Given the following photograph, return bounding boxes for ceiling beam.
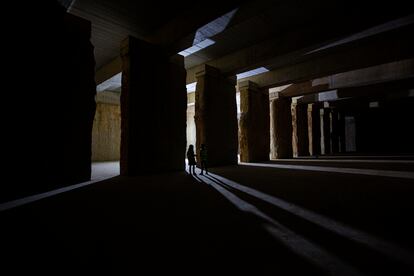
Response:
[278,59,414,98]
[239,24,414,89]
[186,14,414,84]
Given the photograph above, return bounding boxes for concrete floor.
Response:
[1,159,414,275]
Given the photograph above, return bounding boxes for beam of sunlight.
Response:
[192,169,363,276]
[0,162,120,212]
[240,162,414,179]
[0,179,98,212]
[267,159,414,164]
[96,72,122,93]
[236,67,269,80]
[306,14,414,54]
[178,39,215,57]
[193,8,238,45]
[204,171,414,267]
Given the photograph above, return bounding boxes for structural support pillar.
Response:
[320,107,331,155]
[195,65,238,167]
[270,96,292,159]
[308,103,321,156]
[239,81,270,162]
[330,109,340,153]
[338,111,346,153]
[292,102,310,156]
[120,36,187,175]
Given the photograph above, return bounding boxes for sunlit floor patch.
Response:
[241,162,414,179]
[189,167,364,276]
[199,170,414,268]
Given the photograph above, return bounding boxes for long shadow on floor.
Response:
[1,171,327,275]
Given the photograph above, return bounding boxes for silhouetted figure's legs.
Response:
[200,161,208,175]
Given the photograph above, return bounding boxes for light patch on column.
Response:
[236,67,269,80]
[291,96,303,104]
[236,93,241,115]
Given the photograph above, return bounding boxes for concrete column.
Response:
[338,112,346,153]
[270,96,292,159]
[330,109,340,153]
[292,103,310,156]
[345,116,356,152]
[238,81,270,162]
[120,36,187,175]
[3,2,96,202]
[92,93,121,161]
[194,64,238,167]
[61,14,97,183]
[320,108,331,155]
[308,103,321,156]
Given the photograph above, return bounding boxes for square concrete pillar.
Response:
[330,109,340,153]
[292,103,310,156]
[345,116,357,152]
[120,36,187,175]
[3,12,96,201]
[195,65,238,167]
[320,108,331,155]
[338,112,346,153]
[270,96,293,159]
[238,81,270,162]
[308,103,321,156]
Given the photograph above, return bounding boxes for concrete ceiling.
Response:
[69,0,413,93]
[183,0,414,70]
[68,0,244,69]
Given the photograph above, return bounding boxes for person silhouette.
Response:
[186,144,196,175]
[199,143,208,175]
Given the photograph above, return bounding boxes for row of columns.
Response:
[120,37,352,176]
[271,99,349,158]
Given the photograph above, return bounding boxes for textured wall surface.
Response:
[92,102,121,161]
[186,105,196,152]
[239,82,270,162]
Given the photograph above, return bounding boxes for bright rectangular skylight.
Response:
[236,67,269,80]
[186,82,197,93]
[178,39,215,57]
[96,72,122,93]
[318,90,338,102]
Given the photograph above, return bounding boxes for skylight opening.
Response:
[236,67,269,80]
[96,72,122,93]
[178,39,215,57]
[186,82,197,93]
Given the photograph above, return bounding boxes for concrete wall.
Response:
[92,102,121,161]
